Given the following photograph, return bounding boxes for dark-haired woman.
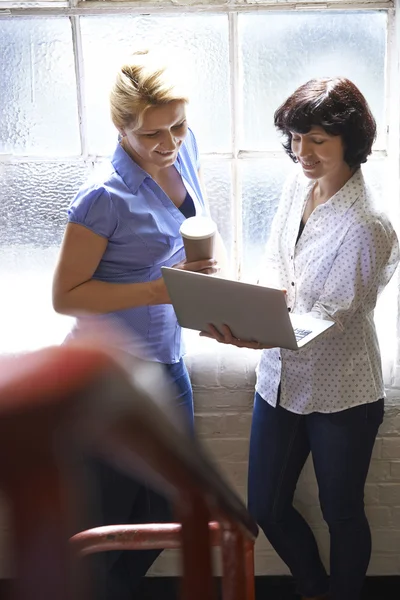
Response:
[203,78,399,600]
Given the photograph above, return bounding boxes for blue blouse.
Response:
[67,128,207,363]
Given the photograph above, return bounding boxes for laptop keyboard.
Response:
[293,327,312,342]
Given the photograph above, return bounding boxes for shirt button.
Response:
[288,307,291,312]
[290,255,294,260]
[291,281,295,286]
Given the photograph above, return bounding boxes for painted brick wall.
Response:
[148,339,400,577]
[0,339,398,578]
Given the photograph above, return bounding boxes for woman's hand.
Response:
[173,258,219,275]
[200,324,273,350]
[155,258,219,306]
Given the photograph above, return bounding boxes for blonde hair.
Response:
[110,50,189,132]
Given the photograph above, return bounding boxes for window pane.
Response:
[0,18,80,156]
[80,15,230,156]
[362,158,397,221]
[240,11,387,151]
[202,158,233,264]
[0,161,93,353]
[0,246,73,353]
[0,162,93,247]
[240,158,294,282]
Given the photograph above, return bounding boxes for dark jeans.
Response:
[82,358,193,600]
[248,392,384,600]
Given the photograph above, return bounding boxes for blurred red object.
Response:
[0,343,257,600]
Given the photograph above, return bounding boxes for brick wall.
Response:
[0,339,398,578]
[148,340,400,577]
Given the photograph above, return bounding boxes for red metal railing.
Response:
[71,521,256,600]
[0,343,258,600]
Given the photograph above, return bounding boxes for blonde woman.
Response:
[53,50,218,599]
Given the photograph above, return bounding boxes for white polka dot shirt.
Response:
[256,168,399,414]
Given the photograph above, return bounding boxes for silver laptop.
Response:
[161,267,334,351]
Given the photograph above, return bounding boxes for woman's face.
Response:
[290,126,349,181]
[121,100,188,170]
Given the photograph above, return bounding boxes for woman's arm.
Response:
[53,223,216,316]
[52,223,170,315]
[309,219,399,330]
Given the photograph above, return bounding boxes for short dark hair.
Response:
[274,77,376,169]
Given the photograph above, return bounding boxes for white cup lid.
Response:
[179,216,217,239]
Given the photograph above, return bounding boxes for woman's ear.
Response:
[118,130,126,143]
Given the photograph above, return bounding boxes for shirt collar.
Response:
[111,143,183,196]
[303,167,364,216]
[111,143,148,194]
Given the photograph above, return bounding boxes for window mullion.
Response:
[70,15,88,158]
[1,2,395,17]
[386,3,400,386]
[229,11,242,279]
[386,9,396,155]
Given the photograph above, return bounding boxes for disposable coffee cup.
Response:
[179,216,217,263]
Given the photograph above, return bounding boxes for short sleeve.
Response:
[68,185,118,239]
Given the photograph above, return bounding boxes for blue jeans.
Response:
[84,358,193,600]
[248,392,384,600]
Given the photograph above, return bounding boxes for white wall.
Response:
[0,341,398,578]
[147,341,400,577]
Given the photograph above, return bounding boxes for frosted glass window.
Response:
[0,9,393,357]
[0,161,92,353]
[0,245,73,354]
[241,158,294,282]
[362,158,398,225]
[0,18,80,156]
[0,162,93,247]
[240,11,387,151]
[202,158,233,262]
[80,15,230,156]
